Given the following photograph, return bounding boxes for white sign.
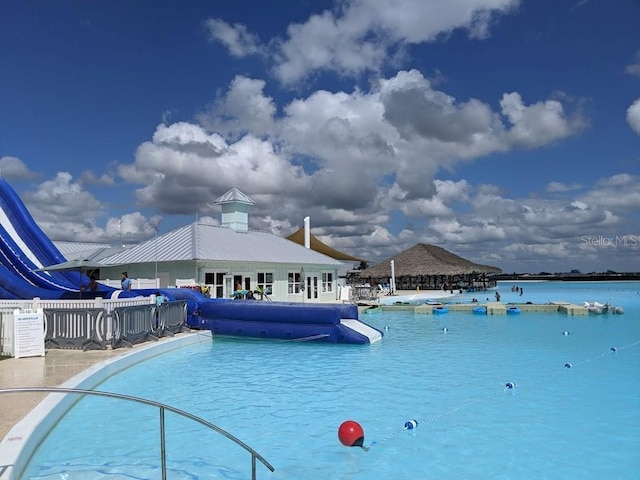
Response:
[13,309,45,358]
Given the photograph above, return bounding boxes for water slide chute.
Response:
[0,178,136,299]
[0,179,79,285]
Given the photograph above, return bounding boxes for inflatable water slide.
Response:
[0,178,128,299]
[197,300,382,344]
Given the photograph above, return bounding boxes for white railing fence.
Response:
[0,307,16,356]
[0,297,155,357]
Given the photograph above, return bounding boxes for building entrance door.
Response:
[306,275,318,300]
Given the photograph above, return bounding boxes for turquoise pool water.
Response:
[24,281,640,479]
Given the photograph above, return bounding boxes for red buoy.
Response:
[338,420,365,447]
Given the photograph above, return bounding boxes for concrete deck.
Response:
[0,333,210,440]
[0,348,128,440]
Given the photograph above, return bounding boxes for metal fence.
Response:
[44,308,108,351]
[0,298,187,355]
[156,301,188,337]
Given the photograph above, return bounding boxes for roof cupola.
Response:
[214,188,255,233]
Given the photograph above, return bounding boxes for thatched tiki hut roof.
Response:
[360,243,501,278]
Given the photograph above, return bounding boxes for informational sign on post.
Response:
[13,309,45,358]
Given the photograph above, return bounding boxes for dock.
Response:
[363,301,589,315]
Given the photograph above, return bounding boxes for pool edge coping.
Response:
[0,331,212,480]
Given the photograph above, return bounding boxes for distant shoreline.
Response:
[494,274,640,282]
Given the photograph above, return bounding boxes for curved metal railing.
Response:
[0,387,274,479]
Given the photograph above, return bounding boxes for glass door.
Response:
[224,276,234,299]
[306,275,318,300]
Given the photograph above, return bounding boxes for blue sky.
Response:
[1,0,639,273]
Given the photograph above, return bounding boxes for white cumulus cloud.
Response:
[204,18,266,57]
[0,156,40,180]
[626,98,640,135]
[206,0,520,86]
[500,92,585,148]
[197,76,276,138]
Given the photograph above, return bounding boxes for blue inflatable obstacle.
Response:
[195,300,384,344]
[507,307,521,315]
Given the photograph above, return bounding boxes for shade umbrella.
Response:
[33,258,109,274]
[33,259,117,297]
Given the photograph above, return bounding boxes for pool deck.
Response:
[0,348,129,440]
[0,333,210,441]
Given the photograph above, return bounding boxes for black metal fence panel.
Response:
[43,308,108,351]
[111,304,157,349]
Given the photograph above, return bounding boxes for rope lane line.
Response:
[369,338,640,448]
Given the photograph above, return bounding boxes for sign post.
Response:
[13,309,45,358]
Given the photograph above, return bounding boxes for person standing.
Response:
[121,271,132,291]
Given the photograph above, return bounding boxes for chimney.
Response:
[304,216,310,248]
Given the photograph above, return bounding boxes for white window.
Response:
[288,271,303,294]
[322,272,333,293]
[204,272,226,298]
[257,271,274,296]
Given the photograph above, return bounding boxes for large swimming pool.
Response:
[23,281,640,479]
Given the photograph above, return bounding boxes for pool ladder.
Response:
[0,386,275,479]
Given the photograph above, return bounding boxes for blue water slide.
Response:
[0,224,78,291]
[0,260,90,300]
[0,178,78,285]
[0,178,139,299]
[0,283,21,299]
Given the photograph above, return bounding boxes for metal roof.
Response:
[54,241,128,261]
[214,188,255,205]
[100,222,343,266]
[54,241,112,255]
